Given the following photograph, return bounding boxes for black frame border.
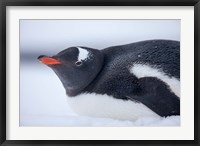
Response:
[0,0,199,146]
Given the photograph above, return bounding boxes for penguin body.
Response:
[38,40,180,120]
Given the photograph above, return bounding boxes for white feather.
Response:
[130,64,180,97]
[66,93,160,121]
[77,47,89,61]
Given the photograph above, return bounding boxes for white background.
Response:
[20,19,180,54]
[7,6,194,140]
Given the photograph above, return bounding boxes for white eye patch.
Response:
[77,47,90,62]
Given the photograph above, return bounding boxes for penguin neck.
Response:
[66,88,81,97]
[65,53,104,97]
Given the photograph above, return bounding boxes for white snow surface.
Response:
[20,64,180,126]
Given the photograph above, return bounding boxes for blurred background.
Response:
[20,20,180,126]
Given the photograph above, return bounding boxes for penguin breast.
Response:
[66,93,160,121]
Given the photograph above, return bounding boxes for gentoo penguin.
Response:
[38,40,180,121]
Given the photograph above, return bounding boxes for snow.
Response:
[20,64,180,127]
[21,114,180,127]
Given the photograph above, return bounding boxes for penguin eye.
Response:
[75,61,82,66]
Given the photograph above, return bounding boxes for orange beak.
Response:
[38,56,61,65]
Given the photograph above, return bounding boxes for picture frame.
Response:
[0,0,199,145]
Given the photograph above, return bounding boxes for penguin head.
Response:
[38,47,104,96]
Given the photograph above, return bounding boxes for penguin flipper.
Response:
[126,77,180,117]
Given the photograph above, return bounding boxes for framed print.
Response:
[0,0,199,145]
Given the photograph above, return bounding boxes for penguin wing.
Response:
[126,77,180,117]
